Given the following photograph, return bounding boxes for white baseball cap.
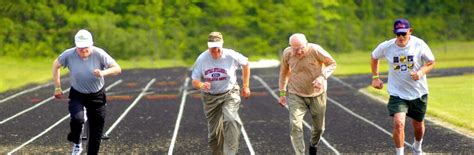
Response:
[75,29,93,48]
[207,31,224,48]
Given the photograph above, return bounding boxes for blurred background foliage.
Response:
[0,0,472,62]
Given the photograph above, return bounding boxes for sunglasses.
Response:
[395,32,407,37]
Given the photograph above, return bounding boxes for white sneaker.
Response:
[412,145,423,155]
[71,143,83,155]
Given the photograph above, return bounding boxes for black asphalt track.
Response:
[0,67,472,154]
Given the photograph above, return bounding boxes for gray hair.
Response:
[289,33,308,45]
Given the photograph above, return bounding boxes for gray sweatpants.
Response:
[202,85,242,155]
[288,92,327,155]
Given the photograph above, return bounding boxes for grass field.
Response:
[0,57,60,93]
[0,57,187,93]
[364,74,474,132]
[332,41,474,76]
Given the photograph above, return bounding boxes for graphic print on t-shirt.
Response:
[204,67,228,81]
[393,55,414,72]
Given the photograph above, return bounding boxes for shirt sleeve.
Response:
[420,41,435,62]
[371,41,388,59]
[229,49,249,66]
[191,57,203,80]
[96,48,117,69]
[313,44,337,78]
[57,50,70,68]
[313,44,335,63]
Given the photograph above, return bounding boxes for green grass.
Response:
[0,57,60,93]
[332,41,474,75]
[0,56,188,93]
[364,74,474,132]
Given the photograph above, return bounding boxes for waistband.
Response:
[70,86,105,99]
[203,90,230,96]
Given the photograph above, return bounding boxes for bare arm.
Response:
[52,58,63,98]
[52,59,62,89]
[94,62,122,77]
[278,59,290,107]
[420,61,435,74]
[411,61,435,81]
[241,64,250,88]
[241,64,251,98]
[371,58,380,77]
[192,79,202,89]
[371,57,384,89]
[192,79,210,91]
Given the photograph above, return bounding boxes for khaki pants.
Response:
[202,85,242,155]
[288,93,327,155]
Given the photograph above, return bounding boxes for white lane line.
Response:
[240,122,255,155]
[168,78,255,155]
[0,82,54,104]
[7,114,69,155]
[7,80,122,154]
[327,97,412,147]
[104,78,156,137]
[168,77,189,155]
[253,75,340,155]
[0,78,71,104]
[329,76,413,148]
[330,76,355,89]
[0,88,71,125]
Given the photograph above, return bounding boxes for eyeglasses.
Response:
[292,44,306,51]
[395,32,407,37]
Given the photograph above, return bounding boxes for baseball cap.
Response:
[207,31,224,48]
[75,29,94,48]
[393,18,411,33]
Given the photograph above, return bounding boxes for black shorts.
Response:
[387,94,428,122]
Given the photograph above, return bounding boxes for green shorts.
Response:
[387,94,428,122]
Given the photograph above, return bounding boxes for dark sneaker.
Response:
[309,145,317,155]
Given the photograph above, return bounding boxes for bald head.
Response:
[289,33,308,46]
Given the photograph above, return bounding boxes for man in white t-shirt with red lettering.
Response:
[191,31,251,155]
[371,18,435,155]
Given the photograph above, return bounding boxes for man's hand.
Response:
[371,78,384,89]
[53,88,63,99]
[278,96,287,107]
[200,82,211,91]
[410,70,423,81]
[312,76,325,92]
[93,69,103,77]
[241,87,251,99]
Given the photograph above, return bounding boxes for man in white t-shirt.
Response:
[371,18,435,155]
[191,32,251,155]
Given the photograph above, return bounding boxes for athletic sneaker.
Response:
[412,144,423,155]
[309,145,317,155]
[71,143,83,155]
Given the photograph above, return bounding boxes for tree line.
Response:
[0,0,472,61]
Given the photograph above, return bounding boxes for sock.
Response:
[396,147,404,155]
[413,138,423,151]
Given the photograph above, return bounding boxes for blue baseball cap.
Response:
[393,18,411,34]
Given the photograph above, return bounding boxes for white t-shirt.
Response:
[191,48,248,94]
[372,36,435,100]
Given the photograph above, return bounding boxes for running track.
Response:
[0,67,472,154]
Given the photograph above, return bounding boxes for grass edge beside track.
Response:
[361,74,474,138]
